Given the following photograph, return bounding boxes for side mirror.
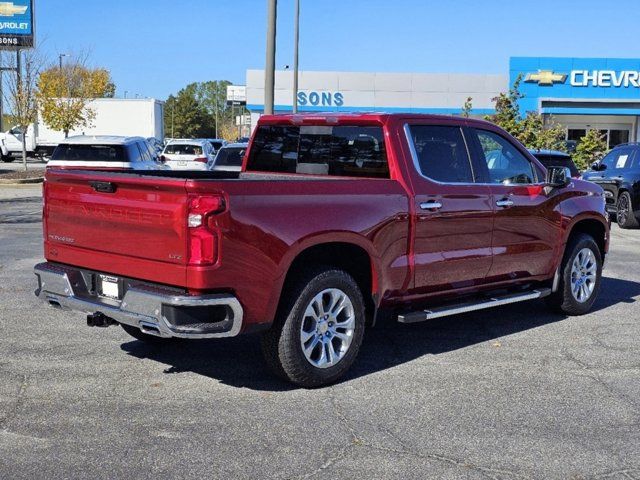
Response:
[546,166,571,188]
[591,161,603,171]
[159,155,166,163]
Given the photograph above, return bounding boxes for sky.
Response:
[35,0,640,100]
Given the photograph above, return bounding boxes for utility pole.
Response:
[58,53,66,71]
[214,85,219,139]
[292,0,300,113]
[171,101,175,139]
[264,0,277,115]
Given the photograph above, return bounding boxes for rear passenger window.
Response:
[407,125,474,183]
[600,148,634,171]
[127,144,143,163]
[246,125,389,178]
[137,142,152,162]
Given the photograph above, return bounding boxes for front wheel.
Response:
[546,233,602,315]
[1,155,14,163]
[261,268,366,388]
[616,191,639,229]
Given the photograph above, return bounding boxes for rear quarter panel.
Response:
[186,178,411,330]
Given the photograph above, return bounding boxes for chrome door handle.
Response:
[420,201,442,211]
[496,199,514,208]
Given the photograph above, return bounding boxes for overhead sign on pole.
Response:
[0,0,34,49]
[226,85,246,105]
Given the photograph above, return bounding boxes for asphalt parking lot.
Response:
[0,185,639,479]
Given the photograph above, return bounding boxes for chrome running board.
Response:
[397,288,552,324]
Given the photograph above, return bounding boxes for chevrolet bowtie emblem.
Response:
[0,2,27,16]
[524,70,567,86]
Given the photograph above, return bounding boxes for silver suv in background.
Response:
[161,139,215,171]
[48,136,166,170]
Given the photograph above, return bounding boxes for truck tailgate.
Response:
[44,170,189,285]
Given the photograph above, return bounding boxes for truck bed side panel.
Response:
[185,178,411,327]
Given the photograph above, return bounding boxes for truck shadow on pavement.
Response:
[120,276,640,391]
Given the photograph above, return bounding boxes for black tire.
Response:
[260,268,366,388]
[1,156,14,163]
[616,191,639,229]
[545,233,602,315]
[120,323,175,344]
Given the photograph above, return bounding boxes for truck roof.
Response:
[257,112,498,128]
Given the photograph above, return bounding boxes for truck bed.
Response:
[43,168,411,328]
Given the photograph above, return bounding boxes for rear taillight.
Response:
[194,157,208,163]
[187,194,226,266]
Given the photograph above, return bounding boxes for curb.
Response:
[0,177,44,185]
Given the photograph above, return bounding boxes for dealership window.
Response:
[609,130,629,148]
[407,125,473,183]
[567,129,586,143]
[473,129,535,184]
[246,125,389,178]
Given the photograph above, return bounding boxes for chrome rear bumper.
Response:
[34,262,243,339]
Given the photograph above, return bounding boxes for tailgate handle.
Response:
[89,181,117,193]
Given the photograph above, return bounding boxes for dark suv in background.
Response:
[583,143,640,228]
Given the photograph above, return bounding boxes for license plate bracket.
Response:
[99,275,121,299]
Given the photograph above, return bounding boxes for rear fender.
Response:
[263,233,382,324]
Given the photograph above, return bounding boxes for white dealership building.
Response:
[245,56,640,149]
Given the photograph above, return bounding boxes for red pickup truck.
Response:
[34,113,610,387]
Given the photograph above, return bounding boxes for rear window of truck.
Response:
[247,125,389,178]
[51,144,127,162]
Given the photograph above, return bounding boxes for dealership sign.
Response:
[0,0,34,48]
[525,69,640,88]
[297,91,344,107]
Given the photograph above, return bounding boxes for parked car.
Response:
[210,142,247,172]
[47,136,167,170]
[161,139,215,170]
[34,113,609,387]
[582,142,640,228]
[146,137,165,157]
[206,138,228,153]
[528,149,581,178]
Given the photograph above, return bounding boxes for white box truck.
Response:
[0,98,164,162]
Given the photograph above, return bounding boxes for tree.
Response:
[519,112,567,152]
[485,75,524,138]
[195,80,233,137]
[573,129,607,171]
[485,75,567,152]
[3,49,44,171]
[37,57,115,138]
[461,97,473,118]
[163,84,214,139]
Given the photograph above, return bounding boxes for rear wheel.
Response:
[616,191,639,229]
[261,268,366,388]
[546,233,602,315]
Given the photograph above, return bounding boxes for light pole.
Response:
[58,53,67,71]
[264,0,277,115]
[292,0,300,113]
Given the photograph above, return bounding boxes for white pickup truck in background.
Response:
[0,98,164,162]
